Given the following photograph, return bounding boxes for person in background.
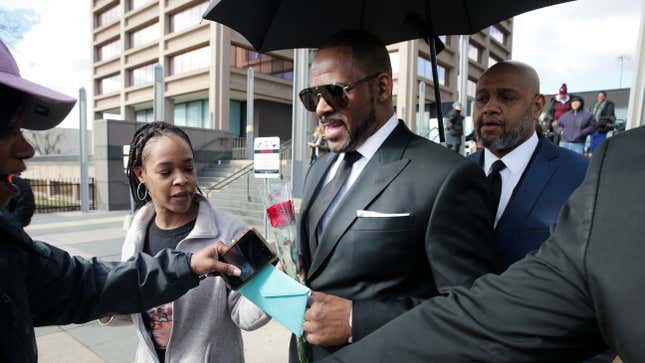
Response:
[547,83,572,145]
[445,102,464,153]
[557,95,597,155]
[308,124,329,164]
[0,39,241,363]
[589,91,616,153]
[4,175,35,226]
[102,121,270,363]
[468,61,588,269]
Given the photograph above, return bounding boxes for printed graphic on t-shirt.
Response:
[145,303,173,349]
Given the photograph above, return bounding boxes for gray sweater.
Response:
[116,196,271,363]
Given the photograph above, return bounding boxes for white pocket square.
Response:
[356,210,410,218]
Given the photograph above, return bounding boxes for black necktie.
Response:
[306,151,361,254]
[487,160,507,216]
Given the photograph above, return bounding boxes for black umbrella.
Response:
[204,0,573,142]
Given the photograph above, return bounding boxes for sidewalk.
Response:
[28,211,290,363]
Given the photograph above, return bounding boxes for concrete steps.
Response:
[198,160,291,239]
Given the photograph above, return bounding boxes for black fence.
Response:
[26,178,96,213]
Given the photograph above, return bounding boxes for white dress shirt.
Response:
[316,114,399,241]
[483,132,539,227]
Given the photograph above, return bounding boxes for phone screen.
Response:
[220,229,276,289]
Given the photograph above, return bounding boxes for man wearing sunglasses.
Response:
[294,30,499,362]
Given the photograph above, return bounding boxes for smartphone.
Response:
[219,228,277,289]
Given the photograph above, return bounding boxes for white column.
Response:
[626,4,645,129]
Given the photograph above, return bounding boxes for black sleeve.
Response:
[350,161,498,341]
[320,141,610,363]
[426,160,498,290]
[27,242,199,326]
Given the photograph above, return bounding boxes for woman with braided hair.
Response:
[104,121,270,363]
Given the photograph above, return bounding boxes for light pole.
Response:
[617,55,627,88]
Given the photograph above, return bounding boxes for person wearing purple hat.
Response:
[0,40,244,362]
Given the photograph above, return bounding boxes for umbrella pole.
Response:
[427,35,445,144]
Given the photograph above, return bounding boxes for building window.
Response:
[467,79,477,97]
[129,22,159,49]
[98,39,121,61]
[438,35,449,45]
[490,25,505,44]
[488,54,501,69]
[135,108,154,122]
[171,47,210,75]
[389,52,400,74]
[129,63,155,86]
[170,2,209,33]
[97,5,121,27]
[230,45,294,80]
[99,74,121,94]
[416,56,446,86]
[174,99,208,128]
[130,0,151,11]
[468,43,480,62]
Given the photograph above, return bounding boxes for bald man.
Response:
[468,61,588,270]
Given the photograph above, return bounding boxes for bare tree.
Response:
[23,130,63,155]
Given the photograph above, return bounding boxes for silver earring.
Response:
[136,182,149,201]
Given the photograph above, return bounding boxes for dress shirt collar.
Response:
[484,132,539,176]
[339,113,398,163]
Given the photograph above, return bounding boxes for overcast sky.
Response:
[0,0,642,128]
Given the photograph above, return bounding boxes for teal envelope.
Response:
[238,264,311,336]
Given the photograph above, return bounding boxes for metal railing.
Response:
[204,139,292,197]
[232,137,247,159]
[26,178,96,213]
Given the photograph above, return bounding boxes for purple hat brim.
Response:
[0,71,76,130]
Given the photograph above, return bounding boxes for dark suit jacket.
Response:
[321,126,645,363]
[595,100,616,133]
[469,136,588,269]
[296,121,497,360]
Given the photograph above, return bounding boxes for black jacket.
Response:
[445,109,464,136]
[0,211,199,362]
[320,125,645,363]
[294,121,496,361]
[594,100,616,133]
[5,176,35,227]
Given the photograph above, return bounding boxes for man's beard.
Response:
[479,108,534,152]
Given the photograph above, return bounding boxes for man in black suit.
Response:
[294,30,497,361]
[320,126,645,362]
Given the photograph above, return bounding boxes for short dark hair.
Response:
[126,121,194,209]
[0,84,25,138]
[571,95,585,109]
[598,91,608,97]
[319,30,392,76]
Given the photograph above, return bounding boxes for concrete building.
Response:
[91,0,513,209]
[91,0,512,133]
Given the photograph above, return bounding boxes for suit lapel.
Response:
[299,154,338,268]
[307,121,412,280]
[497,137,559,226]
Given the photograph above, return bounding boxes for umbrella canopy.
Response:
[204,0,571,52]
[204,0,573,142]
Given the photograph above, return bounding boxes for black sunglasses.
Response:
[298,73,381,112]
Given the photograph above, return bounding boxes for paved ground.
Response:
[27,211,290,363]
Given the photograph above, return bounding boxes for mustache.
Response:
[319,116,345,126]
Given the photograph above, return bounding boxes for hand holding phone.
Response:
[219,229,277,289]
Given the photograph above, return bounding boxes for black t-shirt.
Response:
[142,217,196,361]
[144,217,196,256]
